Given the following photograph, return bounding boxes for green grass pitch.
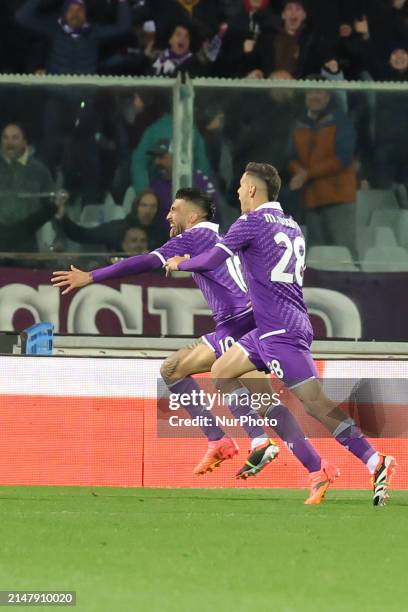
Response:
[0,487,407,611]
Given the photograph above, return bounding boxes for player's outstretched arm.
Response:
[52,253,162,294]
[165,246,229,273]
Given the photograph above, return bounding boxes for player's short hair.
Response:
[245,162,281,201]
[175,187,215,221]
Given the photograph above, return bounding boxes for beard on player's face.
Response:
[168,217,185,237]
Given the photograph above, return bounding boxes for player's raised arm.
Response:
[51,252,162,294]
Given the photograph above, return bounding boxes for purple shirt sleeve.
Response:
[178,246,228,272]
[91,252,162,282]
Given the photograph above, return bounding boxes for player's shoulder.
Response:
[186,221,221,245]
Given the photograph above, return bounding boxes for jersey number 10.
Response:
[270,232,305,286]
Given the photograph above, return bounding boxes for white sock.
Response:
[251,435,268,450]
[366,452,380,474]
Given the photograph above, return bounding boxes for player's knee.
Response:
[160,355,180,385]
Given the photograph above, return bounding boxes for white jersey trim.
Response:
[151,251,165,265]
[215,242,234,257]
[187,221,219,233]
[259,329,286,340]
[255,202,283,212]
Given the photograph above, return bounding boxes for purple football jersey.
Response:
[152,222,250,324]
[217,202,312,340]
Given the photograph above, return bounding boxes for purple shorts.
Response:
[236,328,318,388]
[202,310,256,358]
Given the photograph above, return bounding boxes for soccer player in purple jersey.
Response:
[165,163,397,506]
[52,187,328,489]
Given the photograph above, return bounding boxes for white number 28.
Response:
[270,232,305,286]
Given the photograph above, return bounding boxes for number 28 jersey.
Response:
[216,202,312,341]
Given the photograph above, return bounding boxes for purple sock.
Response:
[333,419,377,464]
[169,377,225,442]
[228,389,267,440]
[266,404,321,473]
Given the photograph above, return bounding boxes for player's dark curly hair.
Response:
[245,162,281,201]
[175,187,215,221]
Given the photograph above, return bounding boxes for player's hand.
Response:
[51,265,93,295]
[164,255,190,276]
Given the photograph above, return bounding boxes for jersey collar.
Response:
[188,221,219,232]
[254,202,283,212]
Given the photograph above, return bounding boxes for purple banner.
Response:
[0,266,404,340]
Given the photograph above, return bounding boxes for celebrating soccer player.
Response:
[165,163,397,506]
[52,187,331,501]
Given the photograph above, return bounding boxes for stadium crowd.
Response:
[0,0,407,265]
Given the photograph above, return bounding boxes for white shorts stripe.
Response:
[235,342,250,359]
[201,335,216,352]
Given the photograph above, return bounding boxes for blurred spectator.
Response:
[16,0,132,75]
[56,189,166,251]
[144,0,224,45]
[0,123,59,253]
[131,112,211,194]
[339,1,408,72]
[111,90,169,202]
[147,138,218,228]
[196,101,233,196]
[217,0,275,78]
[224,70,302,212]
[16,0,132,203]
[288,80,357,253]
[152,23,193,75]
[151,21,222,77]
[99,19,160,76]
[344,14,408,81]
[120,226,149,255]
[370,44,408,191]
[256,0,319,78]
